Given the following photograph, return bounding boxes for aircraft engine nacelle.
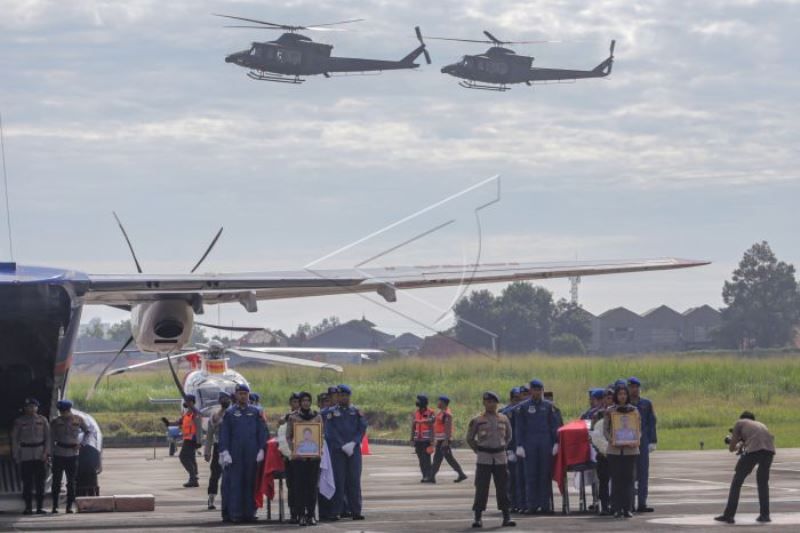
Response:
[131,300,194,353]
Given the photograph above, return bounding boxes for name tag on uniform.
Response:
[233,411,242,417]
[528,406,537,414]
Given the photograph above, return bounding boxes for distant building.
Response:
[237,329,288,347]
[418,334,468,358]
[304,318,393,350]
[642,305,685,352]
[596,307,643,354]
[683,305,722,350]
[385,332,424,356]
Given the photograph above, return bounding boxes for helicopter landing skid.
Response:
[458,80,510,92]
[247,71,305,84]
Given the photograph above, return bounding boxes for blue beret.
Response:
[518,385,529,393]
[628,376,641,386]
[614,379,627,387]
[24,397,40,407]
[184,394,196,403]
[235,384,250,393]
[483,391,500,402]
[529,379,544,389]
[56,400,73,411]
[337,384,352,395]
[590,388,605,400]
[438,395,450,404]
[510,387,521,396]
[250,393,261,402]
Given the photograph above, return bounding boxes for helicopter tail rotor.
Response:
[415,26,432,65]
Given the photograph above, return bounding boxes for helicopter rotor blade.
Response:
[483,30,503,44]
[189,226,223,273]
[86,335,134,400]
[213,13,289,28]
[112,211,143,273]
[426,36,494,43]
[304,18,365,28]
[222,25,287,30]
[195,321,266,333]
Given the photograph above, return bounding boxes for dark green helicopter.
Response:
[216,14,431,84]
[426,29,615,91]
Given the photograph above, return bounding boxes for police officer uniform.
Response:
[411,394,435,482]
[323,384,367,520]
[513,379,560,514]
[628,377,657,512]
[466,391,514,528]
[50,400,91,513]
[11,398,50,514]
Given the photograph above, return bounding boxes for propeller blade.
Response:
[483,30,503,44]
[223,25,286,30]
[423,48,432,65]
[610,39,616,56]
[213,13,288,28]
[112,212,143,273]
[190,227,223,273]
[195,321,266,332]
[415,26,424,43]
[86,335,134,400]
[426,36,493,43]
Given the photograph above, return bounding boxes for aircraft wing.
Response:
[80,258,708,307]
[230,348,344,372]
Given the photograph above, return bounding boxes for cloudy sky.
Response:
[1,0,798,337]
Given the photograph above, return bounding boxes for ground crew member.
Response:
[219,384,268,523]
[514,379,560,514]
[162,394,202,488]
[324,384,367,520]
[430,395,467,483]
[12,398,50,515]
[501,387,523,512]
[287,391,323,526]
[411,394,435,483]
[715,411,775,525]
[628,376,657,512]
[466,391,515,529]
[205,391,231,511]
[50,400,92,514]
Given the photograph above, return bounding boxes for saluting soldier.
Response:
[466,391,515,529]
[50,400,92,514]
[12,398,50,515]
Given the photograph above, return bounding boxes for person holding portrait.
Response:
[287,391,323,526]
[603,383,641,519]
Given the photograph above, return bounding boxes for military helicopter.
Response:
[215,14,431,83]
[426,29,615,91]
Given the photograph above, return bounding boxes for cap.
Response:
[289,392,300,401]
[529,379,544,389]
[628,376,641,386]
[518,385,530,393]
[483,391,500,402]
[337,384,352,395]
[298,391,312,401]
[327,386,340,395]
[24,397,40,407]
[416,394,429,404]
[438,395,450,404]
[56,400,73,411]
[590,388,605,400]
[614,379,627,387]
[184,394,196,403]
[250,393,261,403]
[235,383,251,393]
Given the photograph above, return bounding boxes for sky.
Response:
[1,0,799,337]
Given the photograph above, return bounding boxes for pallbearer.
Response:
[466,391,515,529]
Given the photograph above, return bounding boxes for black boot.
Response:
[502,510,516,527]
[472,511,483,528]
[454,473,468,483]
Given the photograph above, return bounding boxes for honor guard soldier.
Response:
[12,398,50,515]
[323,384,368,521]
[430,395,468,483]
[50,400,92,514]
[628,377,657,512]
[514,379,560,514]
[411,394,435,483]
[205,392,232,511]
[466,391,515,529]
[219,384,268,523]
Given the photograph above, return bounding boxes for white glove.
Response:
[256,449,264,463]
[506,450,517,463]
[342,441,356,457]
[649,443,657,453]
[552,443,559,456]
[515,446,526,459]
[220,450,232,467]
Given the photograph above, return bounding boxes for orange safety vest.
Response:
[181,410,198,441]
[433,408,452,440]
[413,408,435,441]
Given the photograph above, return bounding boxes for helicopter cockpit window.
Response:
[249,47,256,56]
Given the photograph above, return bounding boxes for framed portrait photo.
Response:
[292,421,322,458]
[610,409,641,448]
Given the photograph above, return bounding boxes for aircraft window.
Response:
[276,49,302,65]
[249,47,256,56]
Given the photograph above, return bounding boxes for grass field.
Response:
[69,353,800,450]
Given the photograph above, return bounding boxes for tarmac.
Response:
[1,445,799,532]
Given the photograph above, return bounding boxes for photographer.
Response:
[714,412,775,525]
